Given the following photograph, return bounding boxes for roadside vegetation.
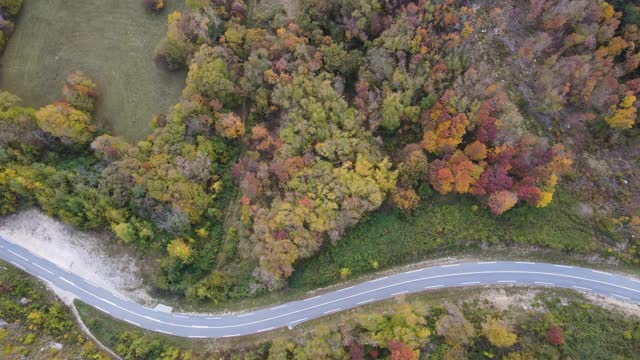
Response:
[0,261,109,359]
[0,0,639,310]
[290,189,601,289]
[78,285,640,360]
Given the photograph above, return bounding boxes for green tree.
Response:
[320,43,362,78]
[183,46,239,106]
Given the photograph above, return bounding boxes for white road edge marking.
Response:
[516,262,534,265]
[337,286,354,292]
[257,327,275,333]
[155,329,173,335]
[222,334,240,338]
[9,260,25,271]
[535,281,554,285]
[94,305,112,315]
[572,286,592,291]
[270,305,287,311]
[392,290,408,296]
[190,335,207,338]
[611,294,630,300]
[206,317,221,320]
[553,265,573,268]
[498,280,517,283]
[357,298,376,305]
[173,315,189,319]
[370,276,388,283]
[238,312,255,317]
[592,270,612,275]
[124,319,140,327]
[289,317,308,325]
[425,285,444,289]
[4,244,640,334]
[323,308,341,315]
[461,281,480,285]
[477,262,497,265]
[442,264,460,267]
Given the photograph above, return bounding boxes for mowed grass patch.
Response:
[0,0,185,141]
[289,190,602,289]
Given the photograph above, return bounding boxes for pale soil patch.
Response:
[585,293,640,318]
[472,286,640,317]
[476,287,540,312]
[0,209,153,305]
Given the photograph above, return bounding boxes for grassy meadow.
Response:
[0,0,186,141]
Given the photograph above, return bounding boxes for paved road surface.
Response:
[1,235,639,338]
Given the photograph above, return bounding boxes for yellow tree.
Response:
[605,95,637,129]
[482,318,518,348]
[35,102,95,144]
[167,238,193,263]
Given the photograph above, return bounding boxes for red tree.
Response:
[388,341,418,360]
[547,325,565,346]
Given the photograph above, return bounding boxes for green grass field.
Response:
[289,190,605,289]
[0,0,186,141]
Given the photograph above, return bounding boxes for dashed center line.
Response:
[33,263,53,275]
[8,250,29,262]
[2,238,640,340]
[59,276,76,287]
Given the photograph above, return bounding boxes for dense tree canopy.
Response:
[2,0,640,301]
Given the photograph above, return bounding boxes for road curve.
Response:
[1,235,640,338]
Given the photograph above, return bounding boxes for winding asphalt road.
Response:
[1,235,640,338]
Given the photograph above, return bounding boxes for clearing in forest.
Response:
[0,0,185,141]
